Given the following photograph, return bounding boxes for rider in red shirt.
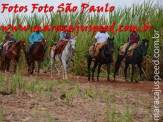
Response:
[124,30,140,58]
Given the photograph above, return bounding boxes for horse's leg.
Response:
[97,63,102,81]
[13,60,17,74]
[51,50,55,79]
[37,61,41,74]
[124,61,129,81]
[57,62,62,79]
[107,63,111,82]
[28,61,31,75]
[92,61,98,81]
[51,58,54,79]
[31,61,35,74]
[114,54,124,80]
[131,63,135,82]
[137,62,142,82]
[88,55,92,81]
[62,60,68,79]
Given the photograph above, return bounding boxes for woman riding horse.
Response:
[114,39,149,82]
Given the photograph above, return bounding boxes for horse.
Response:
[26,39,48,74]
[0,40,26,73]
[88,37,114,82]
[50,37,76,79]
[114,39,149,82]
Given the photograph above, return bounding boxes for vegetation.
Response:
[0,1,162,78]
[0,72,154,121]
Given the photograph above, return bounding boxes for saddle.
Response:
[89,42,106,57]
[119,42,138,57]
[51,40,68,54]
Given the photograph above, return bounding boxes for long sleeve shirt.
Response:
[127,33,140,44]
[29,32,43,43]
[9,38,17,42]
[59,31,71,41]
[3,35,10,43]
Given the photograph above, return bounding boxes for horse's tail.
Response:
[114,54,124,79]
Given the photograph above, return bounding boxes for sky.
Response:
[0,0,162,24]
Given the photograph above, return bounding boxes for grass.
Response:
[0,106,3,122]
[0,72,156,121]
[0,1,162,79]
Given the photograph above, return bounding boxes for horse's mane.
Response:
[10,41,21,51]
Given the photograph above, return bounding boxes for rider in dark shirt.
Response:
[124,30,140,58]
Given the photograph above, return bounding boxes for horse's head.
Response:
[68,37,76,52]
[41,38,48,49]
[106,37,114,54]
[142,39,149,56]
[18,40,26,50]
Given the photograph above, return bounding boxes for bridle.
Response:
[68,39,75,55]
[104,41,114,55]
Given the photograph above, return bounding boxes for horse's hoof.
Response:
[125,79,130,82]
[135,80,139,83]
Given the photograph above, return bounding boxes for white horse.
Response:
[51,37,76,79]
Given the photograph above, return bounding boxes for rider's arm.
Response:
[40,32,43,41]
[93,38,96,44]
[60,31,68,41]
[29,33,34,43]
[137,34,140,41]
[93,32,99,44]
[3,35,5,41]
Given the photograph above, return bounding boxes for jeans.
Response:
[29,43,38,57]
[124,43,133,58]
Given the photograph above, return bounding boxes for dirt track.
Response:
[24,72,163,94]
[0,72,163,122]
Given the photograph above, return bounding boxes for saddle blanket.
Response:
[119,42,138,57]
[3,42,16,51]
[89,42,106,57]
[51,40,68,54]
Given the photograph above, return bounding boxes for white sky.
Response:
[0,0,162,24]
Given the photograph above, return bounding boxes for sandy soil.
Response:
[0,72,163,122]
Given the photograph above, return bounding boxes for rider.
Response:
[29,29,43,58]
[7,34,17,50]
[91,25,109,59]
[53,30,72,58]
[1,30,11,51]
[123,30,140,58]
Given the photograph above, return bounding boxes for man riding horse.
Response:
[89,25,110,60]
[4,34,17,50]
[28,29,43,59]
[52,30,72,58]
[0,30,11,52]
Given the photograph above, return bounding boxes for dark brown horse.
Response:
[26,39,48,74]
[1,40,26,73]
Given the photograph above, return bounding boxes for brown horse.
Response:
[1,40,26,73]
[26,39,47,74]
